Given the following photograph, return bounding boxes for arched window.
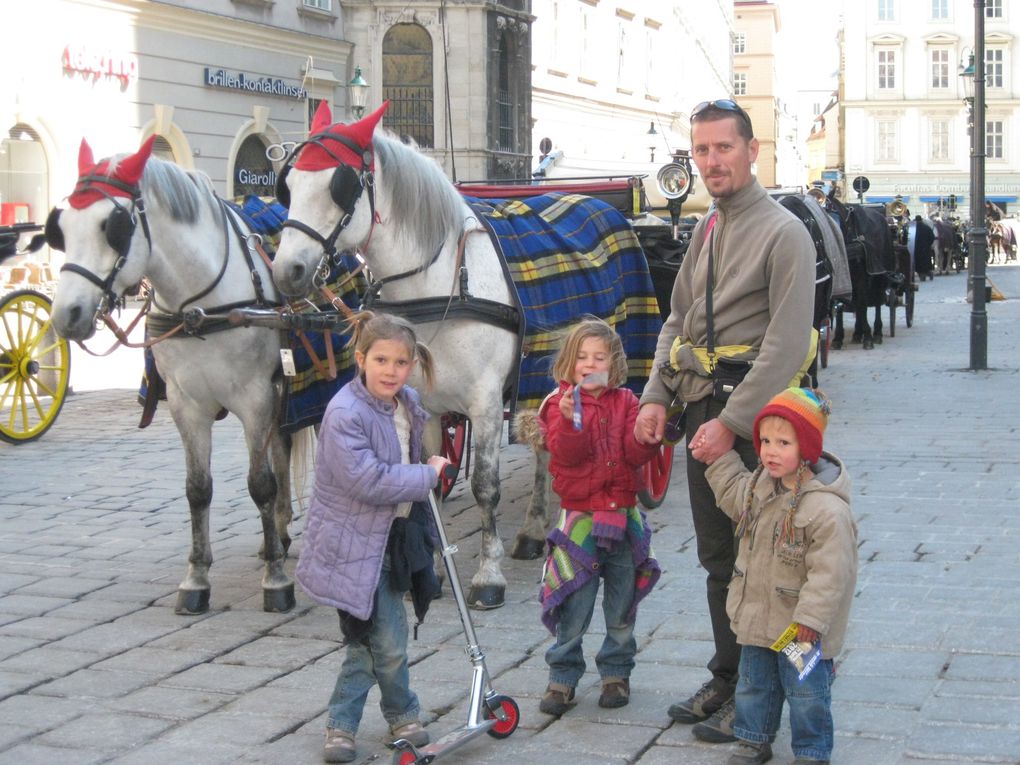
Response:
[382,24,434,148]
[234,134,276,199]
[152,136,176,162]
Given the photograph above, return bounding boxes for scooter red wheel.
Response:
[392,748,420,765]
[485,694,520,739]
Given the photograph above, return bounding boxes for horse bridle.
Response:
[46,175,153,324]
[274,131,377,286]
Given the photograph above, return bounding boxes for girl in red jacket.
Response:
[537,317,661,716]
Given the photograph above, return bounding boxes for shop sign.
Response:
[204,68,307,99]
[62,45,138,86]
[236,167,277,187]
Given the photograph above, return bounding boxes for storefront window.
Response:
[1,125,47,232]
[233,134,276,200]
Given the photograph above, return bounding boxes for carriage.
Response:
[0,223,71,443]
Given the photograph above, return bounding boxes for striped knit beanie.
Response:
[753,387,831,464]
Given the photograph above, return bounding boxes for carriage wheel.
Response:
[0,290,71,444]
[439,413,468,497]
[638,443,674,509]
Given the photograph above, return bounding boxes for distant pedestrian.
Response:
[702,388,857,765]
[534,317,661,716]
[295,311,451,764]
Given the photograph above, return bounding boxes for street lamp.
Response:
[959,12,987,370]
[349,66,369,119]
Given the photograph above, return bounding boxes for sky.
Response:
[774,0,842,93]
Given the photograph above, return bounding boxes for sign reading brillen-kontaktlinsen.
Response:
[204,68,307,99]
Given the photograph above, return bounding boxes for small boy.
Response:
[703,388,857,765]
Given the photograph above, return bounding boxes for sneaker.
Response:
[728,740,773,765]
[667,679,733,724]
[598,677,630,709]
[390,721,429,748]
[692,697,737,743]
[323,728,357,763]
[539,683,576,716]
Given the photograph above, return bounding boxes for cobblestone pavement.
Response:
[1,266,1019,765]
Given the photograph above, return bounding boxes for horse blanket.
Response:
[465,192,663,412]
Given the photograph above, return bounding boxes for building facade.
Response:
[530,0,733,214]
[1,0,531,274]
[733,0,780,187]
[841,0,1020,216]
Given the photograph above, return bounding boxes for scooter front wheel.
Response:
[485,695,520,739]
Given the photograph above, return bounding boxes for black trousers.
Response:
[684,396,759,689]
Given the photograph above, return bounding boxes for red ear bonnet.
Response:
[69,135,156,210]
[293,101,389,172]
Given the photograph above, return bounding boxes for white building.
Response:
[841,0,1020,216]
[530,1,733,214]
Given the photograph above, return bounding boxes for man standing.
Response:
[634,100,816,744]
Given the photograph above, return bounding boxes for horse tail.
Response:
[290,426,317,514]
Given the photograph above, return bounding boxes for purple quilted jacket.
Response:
[295,376,437,619]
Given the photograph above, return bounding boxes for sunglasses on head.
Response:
[691,99,751,125]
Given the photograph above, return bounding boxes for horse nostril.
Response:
[68,305,82,326]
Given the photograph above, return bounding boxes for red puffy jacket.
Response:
[540,382,660,512]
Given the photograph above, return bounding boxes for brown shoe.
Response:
[389,721,429,748]
[539,682,575,716]
[323,728,356,763]
[598,677,630,708]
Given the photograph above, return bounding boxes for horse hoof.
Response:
[851,334,862,344]
[863,338,875,350]
[467,585,505,610]
[873,334,883,345]
[510,535,545,560]
[831,340,843,351]
[175,588,211,615]
[263,584,296,613]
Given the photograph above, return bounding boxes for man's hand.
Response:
[688,418,735,465]
[634,403,666,445]
[796,624,820,644]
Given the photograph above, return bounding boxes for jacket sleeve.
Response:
[718,221,816,438]
[623,390,662,466]
[325,406,436,505]
[792,500,858,637]
[542,391,592,466]
[705,450,754,521]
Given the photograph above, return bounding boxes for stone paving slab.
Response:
[0,266,1019,764]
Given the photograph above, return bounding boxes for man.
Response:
[634,100,816,745]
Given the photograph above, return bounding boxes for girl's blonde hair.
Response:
[345,310,435,389]
[550,316,628,388]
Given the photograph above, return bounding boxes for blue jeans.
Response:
[327,565,420,736]
[544,540,636,687]
[734,645,835,761]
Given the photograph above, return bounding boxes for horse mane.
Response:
[136,156,221,224]
[371,131,465,260]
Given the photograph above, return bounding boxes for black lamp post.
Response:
[349,66,369,119]
[960,11,987,370]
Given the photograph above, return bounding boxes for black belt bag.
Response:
[712,357,752,402]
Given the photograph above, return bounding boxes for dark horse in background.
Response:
[824,197,899,350]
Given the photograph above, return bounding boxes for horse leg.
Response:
[511,448,552,560]
[465,413,507,610]
[239,412,296,613]
[170,410,215,615]
[832,306,844,350]
[872,304,883,345]
[857,305,874,350]
[270,428,293,556]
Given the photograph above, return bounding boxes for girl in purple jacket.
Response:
[295,312,450,764]
[537,317,661,717]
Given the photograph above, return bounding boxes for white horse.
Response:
[47,137,296,615]
[272,104,551,609]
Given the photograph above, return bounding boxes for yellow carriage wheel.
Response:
[0,290,71,444]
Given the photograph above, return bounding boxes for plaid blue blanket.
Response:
[466,192,662,410]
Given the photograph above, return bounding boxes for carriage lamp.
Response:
[349,66,369,119]
[656,149,694,239]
